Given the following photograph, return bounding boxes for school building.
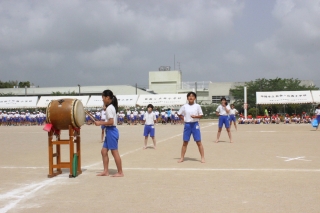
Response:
[0,69,315,105]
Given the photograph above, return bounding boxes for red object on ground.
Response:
[43,124,53,132]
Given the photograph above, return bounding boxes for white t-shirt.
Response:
[155,111,159,116]
[178,103,203,123]
[133,111,138,116]
[126,110,131,116]
[144,112,156,125]
[216,105,231,116]
[229,108,238,115]
[0,113,2,119]
[106,105,117,126]
[101,110,106,120]
[315,109,320,115]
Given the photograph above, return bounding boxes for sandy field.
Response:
[0,120,319,213]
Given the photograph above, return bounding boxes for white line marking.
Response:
[0,167,47,169]
[122,168,320,172]
[0,179,56,213]
[276,156,312,162]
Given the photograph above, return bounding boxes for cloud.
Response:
[0,0,319,88]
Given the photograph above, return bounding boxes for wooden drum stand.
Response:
[47,125,82,178]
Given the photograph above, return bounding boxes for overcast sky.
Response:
[1,0,320,88]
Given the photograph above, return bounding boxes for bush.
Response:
[248,108,257,117]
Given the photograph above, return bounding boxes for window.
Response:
[212,96,230,104]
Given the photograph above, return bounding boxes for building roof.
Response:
[0,85,151,96]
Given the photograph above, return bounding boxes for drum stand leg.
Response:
[47,126,82,178]
[75,129,82,175]
[48,130,54,178]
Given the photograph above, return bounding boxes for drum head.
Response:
[73,100,85,128]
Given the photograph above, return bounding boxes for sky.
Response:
[1,0,320,88]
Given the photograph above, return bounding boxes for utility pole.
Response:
[78,84,80,96]
[195,82,197,96]
[25,86,27,96]
[135,83,137,95]
[174,54,175,70]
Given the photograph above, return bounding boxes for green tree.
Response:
[230,78,318,115]
[18,81,31,88]
[51,91,77,96]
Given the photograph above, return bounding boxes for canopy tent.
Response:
[136,94,187,106]
[37,96,90,108]
[256,91,314,105]
[0,96,39,109]
[86,95,139,108]
[311,90,320,103]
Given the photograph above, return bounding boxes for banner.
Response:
[37,96,90,108]
[136,94,187,106]
[86,95,138,107]
[256,91,313,104]
[311,90,320,103]
[0,97,39,109]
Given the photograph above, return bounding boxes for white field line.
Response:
[0,122,215,212]
[122,168,320,172]
[0,179,56,213]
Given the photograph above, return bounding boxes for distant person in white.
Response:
[143,104,157,149]
[216,97,233,143]
[229,104,238,131]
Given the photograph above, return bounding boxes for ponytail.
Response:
[112,95,119,113]
[102,90,119,113]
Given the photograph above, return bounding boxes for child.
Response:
[229,104,238,130]
[95,90,123,177]
[143,104,157,149]
[215,97,233,143]
[177,92,205,163]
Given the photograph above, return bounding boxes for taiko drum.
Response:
[46,99,85,130]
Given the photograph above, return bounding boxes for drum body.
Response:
[46,99,85,130]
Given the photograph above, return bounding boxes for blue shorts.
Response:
[183,122,201,142]
[317,115,320,124]
[144,125,155,137]
[101,125,106,130]
[103,126,119,150]
[229,115,236,122]
[218,116,230,128]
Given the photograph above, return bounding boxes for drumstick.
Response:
[85,111,97,122]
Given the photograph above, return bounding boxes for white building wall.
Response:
[149,71,182,94]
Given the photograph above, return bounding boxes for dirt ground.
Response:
[0,120,319,213]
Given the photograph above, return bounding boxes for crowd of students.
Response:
[85,108,184,126]
[0,110,46,126]
[237,113,315,125]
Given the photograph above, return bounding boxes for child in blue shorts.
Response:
[143,104,157,149]
[177,92,205,163]
[215,97,233,143]
[95,90,123,177]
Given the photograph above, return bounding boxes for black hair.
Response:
[147,104,154,109]
[187,92,197,98]
[318,104,320,108]
[102,90,118,113]
[220,97,228,105]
